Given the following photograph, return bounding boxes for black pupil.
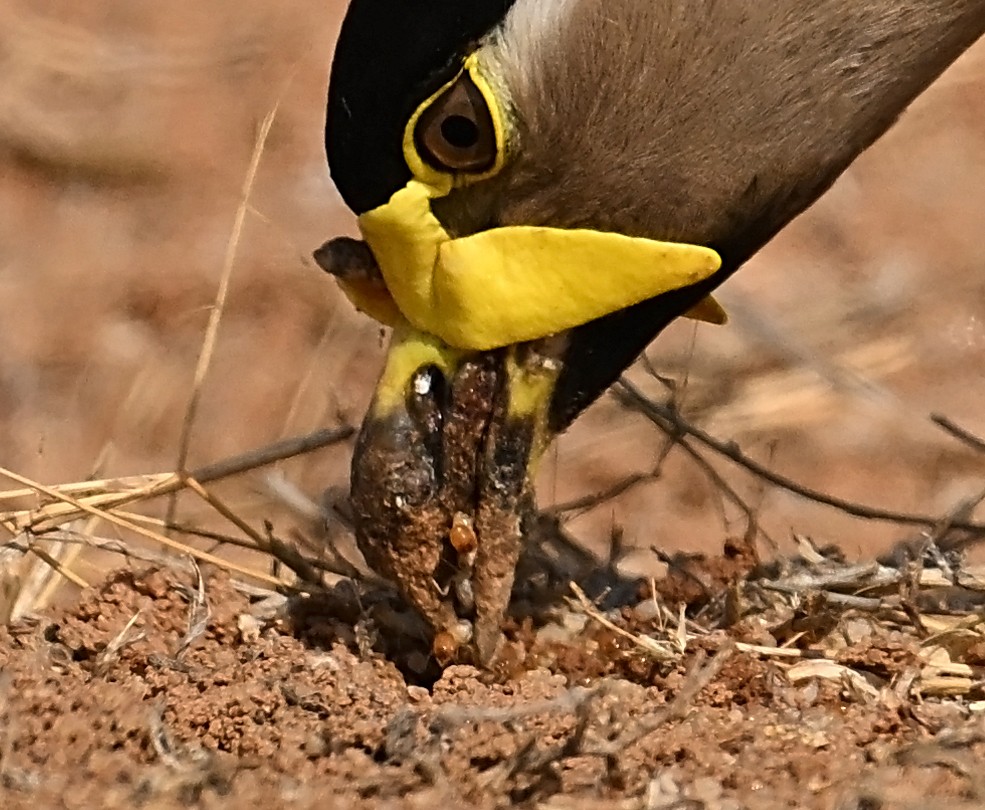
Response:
[440,115,480,149]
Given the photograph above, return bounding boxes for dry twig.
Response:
[931,413,985,455]
[614,379,985,535]
[3,425,353,534]
[174,561,210,659]
[569,582,682,661]
[172,103,280,479]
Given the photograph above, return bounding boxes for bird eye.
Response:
[414,72,498,174]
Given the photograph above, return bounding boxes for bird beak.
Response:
[314,187,726,665]
[343,324,564,665]
[312,125,729,665]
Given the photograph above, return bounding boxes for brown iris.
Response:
[414,72,498,174]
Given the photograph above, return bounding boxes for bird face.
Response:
[328,22,723,353]
[319,0,985,664]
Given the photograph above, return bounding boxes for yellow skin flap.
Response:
[357,180,724,351]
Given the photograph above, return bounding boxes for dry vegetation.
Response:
[1,2,985,808]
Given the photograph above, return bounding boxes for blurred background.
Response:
[1,0,984,587]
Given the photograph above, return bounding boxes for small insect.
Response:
[431,631,458,665]
[432,620,473,665]
[449,512,478,556]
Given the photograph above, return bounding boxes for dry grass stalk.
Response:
[568,581,683,662]
[9,530,196,573]
[93,611,145,676]
[0,464,288,589]
[0,423,359,623]
[0,426,352,534]
[21,543,88,590]
[169,100,281,529]
[174,562,210,659]
[0,473,168,503]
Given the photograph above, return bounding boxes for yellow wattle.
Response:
[357,179,724,351]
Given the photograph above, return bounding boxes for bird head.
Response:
[317,0,985,664]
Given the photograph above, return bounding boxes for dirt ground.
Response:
[5,550,985,810]
[2,2,985,808]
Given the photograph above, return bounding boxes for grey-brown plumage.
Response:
[480,0,985,244]
[438,0,985,426]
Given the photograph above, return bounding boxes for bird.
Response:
[315,0,985,666]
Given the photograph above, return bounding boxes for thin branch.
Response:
[190,425,355,485]
[113,510,370,583]
[546,471,655,516]
[656,414,773,550]
[636,363,773,548]
[613,379,985,535]
[23,425,354,534]
[931,413,985,455]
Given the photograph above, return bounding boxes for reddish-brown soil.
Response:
[3,560,985,810]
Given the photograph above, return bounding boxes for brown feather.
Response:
[440,0,985,427]
[479,0,985,249]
